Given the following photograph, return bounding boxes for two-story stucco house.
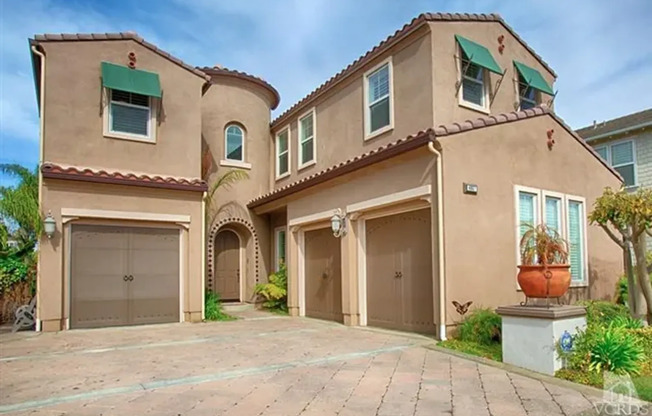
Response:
[31,13,623,337]
[576,108,652,250]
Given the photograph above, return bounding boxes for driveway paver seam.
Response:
[375,349,403,416]
[540,380,569,416]
[411,346,428,416]
[476,363,494,416]
[297,361,346,416]
[336,344,384,415]
[506,371,530,415]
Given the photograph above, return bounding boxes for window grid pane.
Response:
[595,147,608,161]
[545,197,561,233]
[615,164,636,187]
[518,192,537,239]
[463,78,484,106]
[300,114,313,143]
[368,65,389,103]
[277,230,286,269]
[568,201,584,282]
[301,138,314,165]
[110,102,149,136]
[226,126,243,161]
[611,141,633,166]
[369,96,390,132]
[278,153,288,175]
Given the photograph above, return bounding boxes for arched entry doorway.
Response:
[213,230,240,301]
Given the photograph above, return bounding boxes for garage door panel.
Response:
[305,228,343,323]
[129,228,180,325]
[71,225,180,329]
[366,208,435,334]
[71,226,130,329]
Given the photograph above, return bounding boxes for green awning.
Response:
[514,61,554,95]
[455,35,503,75]
[101,62,161,98]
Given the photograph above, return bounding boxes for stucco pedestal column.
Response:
[496,305,586,376]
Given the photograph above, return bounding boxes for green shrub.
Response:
[437,339,502,361]
[588,325,644,375]
[0,254,31,293]
[611,315,644,329]
[555,368,604,388]
[204,291,235,321]
[458,308,501,345]
[628,327,652,375]
[254,263,287,312]
[578,300,629,327]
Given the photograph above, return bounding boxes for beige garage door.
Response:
[366,208,434,333]
[304,227,343,323]
[71,225,180,329]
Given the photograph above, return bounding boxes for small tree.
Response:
[204,169,249,227]
[589,187,652,324]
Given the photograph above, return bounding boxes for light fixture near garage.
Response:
[330,208,347,238]
[43,211,56,239]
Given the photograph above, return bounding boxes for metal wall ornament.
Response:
[331,208,347,238]
[452,300,473,315]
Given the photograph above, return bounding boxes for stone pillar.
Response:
[340,214,360,326]
[496,305,586,376]
[287,226,301,317]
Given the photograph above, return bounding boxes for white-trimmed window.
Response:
[514,186,588,286]
[225,124,244,162]
[566,198,587,284]
[594,140,636,187]
[298,109,316,169]
[106,89,156,142]
[518,76,538,110]
[460,50,487,109]
[275,227,286,271]
[364,59,393,138]
[276,128,290,179]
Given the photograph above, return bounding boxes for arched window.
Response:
[225,124,244,161]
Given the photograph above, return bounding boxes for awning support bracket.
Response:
[489,69,507,105]
[454,53,474,98]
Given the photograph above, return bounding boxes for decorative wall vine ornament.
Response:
[207,217,260,287]
[128,51,137,69]
[452,300,473,315]
[547,129,555,150]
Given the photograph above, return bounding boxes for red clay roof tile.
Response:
[41,163,208,192]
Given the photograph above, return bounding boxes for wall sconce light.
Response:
[330,208,347,238]
[43,211,56,239]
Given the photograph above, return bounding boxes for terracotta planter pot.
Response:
[517,264,571,298]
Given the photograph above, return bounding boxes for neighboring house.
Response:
[576,109,652,250]
[31,13,623,337]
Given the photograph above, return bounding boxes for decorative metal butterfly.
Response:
[452,300,473,315]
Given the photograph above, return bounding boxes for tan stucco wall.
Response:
[429,21,556,125]
[272,26,434,188]
[40,40,204,178]
[201,77,273,291]
[39,179,203,331]
[439,115,622,326]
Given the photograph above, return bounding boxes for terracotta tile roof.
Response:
[576,108,652,140]
[249,106,620,208]
[32,32,211,82]
[271,12,556,128]
[41,162,208,192]
[198,66,280,110]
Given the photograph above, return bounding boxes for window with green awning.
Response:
[455,35,503,75]
[513,61,554,96]
[101,62,161,98]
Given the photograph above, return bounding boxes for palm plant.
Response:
[520,223,568,265]
[0,164,40,249]
[204,169,249,226]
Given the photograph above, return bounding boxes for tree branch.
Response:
[601,224,626,248]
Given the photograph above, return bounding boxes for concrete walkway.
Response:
[0,314,629,415]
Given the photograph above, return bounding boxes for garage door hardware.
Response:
[123,275,134,281]
[394,271,403,279]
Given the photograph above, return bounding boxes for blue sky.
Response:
[1,0,651,187]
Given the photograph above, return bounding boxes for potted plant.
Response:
[518,224,571,298]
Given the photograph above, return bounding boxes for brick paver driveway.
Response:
[0,314,617,415]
